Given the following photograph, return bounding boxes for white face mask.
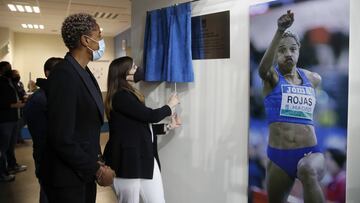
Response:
[86,36,106,61]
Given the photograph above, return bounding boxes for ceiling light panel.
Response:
[7,4,41,13]
[33,6,40,13]
[16,5,25,12]
[7,4,16,11]
[24,5,33,13]
[21,24,45,30]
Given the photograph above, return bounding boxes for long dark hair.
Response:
[105,56,144,119]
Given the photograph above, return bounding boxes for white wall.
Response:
[115,28,131,58]
[346,0,360,202]
[131,0,360,202]
[13,33,66,85]
[132,0,248,202]
[0,27,14,64]
[12,33,114,90]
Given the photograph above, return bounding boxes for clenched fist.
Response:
[278,10,294,32]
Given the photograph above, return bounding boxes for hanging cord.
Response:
[174,82,180,118]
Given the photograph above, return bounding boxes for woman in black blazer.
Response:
[103,56,180,203]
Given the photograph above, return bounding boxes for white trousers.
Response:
[112,158,165,203]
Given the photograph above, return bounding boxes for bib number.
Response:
[280,85,316,120]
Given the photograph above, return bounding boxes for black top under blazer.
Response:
[41,53,104,187]
[103,90,171,179]
[0,76,19,123]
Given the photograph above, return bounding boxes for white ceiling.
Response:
[0,0,132,36]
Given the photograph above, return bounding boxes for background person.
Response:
[324,148,346,203]
[0,61,27,183]
[24,57,63,203]
[11,69,26,144]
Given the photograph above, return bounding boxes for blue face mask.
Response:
[86,36,105,61]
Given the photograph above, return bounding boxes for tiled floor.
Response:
[0,133,117,203]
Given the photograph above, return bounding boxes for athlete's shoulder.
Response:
[299,68,321,88]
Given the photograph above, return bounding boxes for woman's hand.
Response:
[27,80,37,92]
[165,113,182,132]
[96,165,116,187]
[10,101,25,108]
[167,93,179,109]
[278,10,294,32]
[170,113,182,129]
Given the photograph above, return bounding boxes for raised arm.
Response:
[258,10,294,84]
[112,91,173,123]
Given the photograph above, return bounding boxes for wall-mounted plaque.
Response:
[191,10,230,60]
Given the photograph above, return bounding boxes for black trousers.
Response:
[0,121,17,175]
[44,181,96,203]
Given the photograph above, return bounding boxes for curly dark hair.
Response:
[61,13,97,50]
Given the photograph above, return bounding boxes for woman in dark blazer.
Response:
[103,56,180,203]
[41,13,115,203]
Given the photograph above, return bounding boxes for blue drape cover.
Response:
[143,3,194,82]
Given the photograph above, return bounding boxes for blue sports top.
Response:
[264,67,316,125]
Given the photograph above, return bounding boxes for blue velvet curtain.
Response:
[143,2,194,82]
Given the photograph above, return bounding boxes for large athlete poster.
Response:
[248,0,349,202]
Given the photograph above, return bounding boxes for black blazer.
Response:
[0,76,19,123]
[41,53,104,187]
[103,90,171,179]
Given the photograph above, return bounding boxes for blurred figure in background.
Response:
[0,61,27,183]
[248,144,266,203]
[11,69,26,144]
[324,148,346,203]
[24,57,63,203]
[11,70,26,100]
[248,144,266,190]
[28,79,38,93]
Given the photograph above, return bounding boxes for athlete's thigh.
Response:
[267,161,295,203]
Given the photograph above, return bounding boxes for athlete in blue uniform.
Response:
[259,10,325,203]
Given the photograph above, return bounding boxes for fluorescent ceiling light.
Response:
[25,5,33,13]
[33,6,40,13]
[8,4,40,13]
[16,5,25,12]
[21,24,45,30]
[8,4,16,11]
